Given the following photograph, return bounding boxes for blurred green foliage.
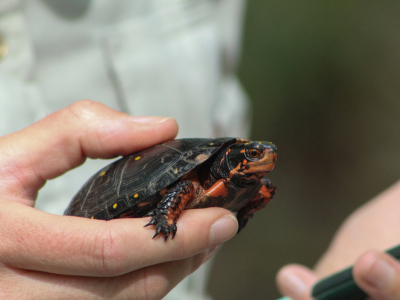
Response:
[208,1,400,299]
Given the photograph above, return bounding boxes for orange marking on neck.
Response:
[229,163,245,178]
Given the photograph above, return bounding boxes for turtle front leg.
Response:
[236,179,276,233]
[145,181,194,240]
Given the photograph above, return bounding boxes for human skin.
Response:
[276,180,400,300]
[0,100,238,299]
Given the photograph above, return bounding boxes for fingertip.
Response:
[353,251,400,299]
[354,251,391,286]
[209,214,238,246]
[276,264,318,300]
[147,116,179,141]
[129,116,179,139]
[176,208,237,244]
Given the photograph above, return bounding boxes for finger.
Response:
[3,250,209,300]
[0,100,179,201]
[353,251,400,300]
[0,202,237,277]
[276,264,318,300]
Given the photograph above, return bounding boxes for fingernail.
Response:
[131,116,173,124]
[280,271,307,298]
[276,297,292,300]
[209,215,238,246]
[362,253,395,289]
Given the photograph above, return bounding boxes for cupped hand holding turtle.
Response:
[0,100,238,299]
[276,181,400,300]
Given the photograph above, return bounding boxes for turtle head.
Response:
[227,141,277,186]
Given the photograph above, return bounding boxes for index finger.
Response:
[0,100,179,202]
[0,201,237,277]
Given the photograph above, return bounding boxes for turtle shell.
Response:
[64,138,237,220]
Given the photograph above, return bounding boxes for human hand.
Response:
[0,101,238,299]
[276,181,400,300]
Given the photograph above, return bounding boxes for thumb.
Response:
[0,100,178,203]
[353,251,400,300]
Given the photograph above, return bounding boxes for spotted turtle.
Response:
[64,138,277,240]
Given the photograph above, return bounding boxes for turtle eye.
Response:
[248,148,261,158]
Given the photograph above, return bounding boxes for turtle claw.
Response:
[237,216,250,234]
[144,219,156,227]
[151,228,169,241]
[145,210,177,241]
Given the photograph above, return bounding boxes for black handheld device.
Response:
[312,244,400,300]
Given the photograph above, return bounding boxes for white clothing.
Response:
[0,1,249,299]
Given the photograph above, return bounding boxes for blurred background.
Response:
[208,1,400,299]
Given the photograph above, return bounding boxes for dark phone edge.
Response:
[312,244,400,300]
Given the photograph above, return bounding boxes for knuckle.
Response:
[68,99,96,112]
[62,100,112,156]
[87,228,127,276]
[66,100,98,124]
[123,268,170,300]
[171,233,189,261]
[47,100,98,140]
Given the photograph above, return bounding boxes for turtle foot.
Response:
[145,210,177,241]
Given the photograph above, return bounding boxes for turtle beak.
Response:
[261,142,277,163]
[263,142,277,154]
[260,142,278,172]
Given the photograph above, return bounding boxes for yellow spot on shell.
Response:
[100,171,106,176]
[91,216,94,219]
[134,193,139,198]
[245,143,249,145]
[210,143,214,145]
[113,203,118,209]
[135,156,141,160]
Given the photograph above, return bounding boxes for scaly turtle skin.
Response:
[64,138,277,240]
